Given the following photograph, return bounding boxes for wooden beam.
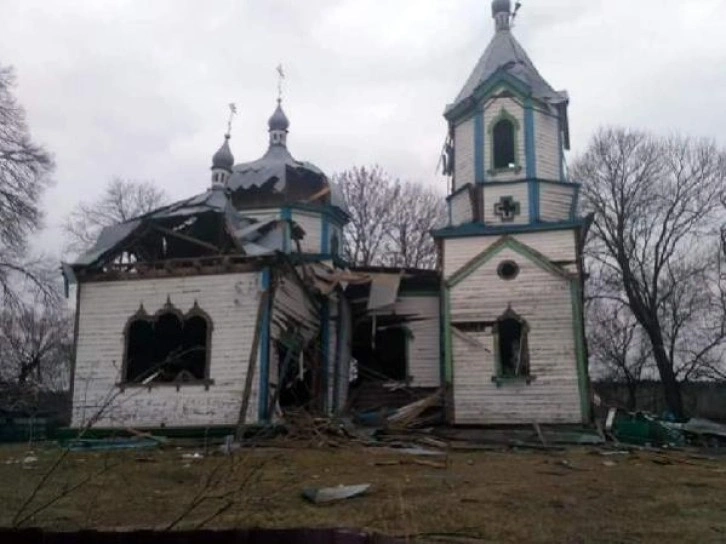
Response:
[150,224,222,254]
[236,290,269,439]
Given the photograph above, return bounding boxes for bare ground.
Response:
[1,443,725,543]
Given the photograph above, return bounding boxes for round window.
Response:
[497,260,520,281]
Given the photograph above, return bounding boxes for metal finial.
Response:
[226,103,238,137]
[276,64,286,103]
[511,1,522,26]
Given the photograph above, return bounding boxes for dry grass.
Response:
[1,443,725,543]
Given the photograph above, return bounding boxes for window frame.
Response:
[491,308,535,387]
[488,109,522,175]
[120,300,214,390]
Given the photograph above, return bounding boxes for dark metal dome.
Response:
[268,101,290,132]
[211,135,234,172]
[492,0,511,16]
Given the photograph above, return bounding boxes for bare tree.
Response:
[383,181,447,269]
[335,166,396,267]
[0,64,55,307]
[334,166,445,269]
[0,297,73,390]
[587,298,652,410]
[574,128,726,418]
[64,177,168,255]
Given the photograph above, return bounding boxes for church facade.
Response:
[434,0,590,425]
[65,0,590,431]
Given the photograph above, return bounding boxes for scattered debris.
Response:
[397,447,446,457]
[181,452,204,460]
[605,408,685,448]
[302,484,371,505]
[386,390,443,429]
[680,418,726,447]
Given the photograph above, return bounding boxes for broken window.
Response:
[493,119,516,169]
[123,302,212,385]
[496,312,530,379]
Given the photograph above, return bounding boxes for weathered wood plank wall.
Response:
[72,273,263,429]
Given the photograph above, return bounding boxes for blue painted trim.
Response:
[321,216,330,254]
[432,218,588,239]
[481,178,579,188]
[445,70,533,123]
[475,110,485,183]
[258,267,272,422]
[320,300,330,415]
[528,180,540,224]
[524,101,536,178]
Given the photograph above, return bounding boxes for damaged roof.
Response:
[227,102,347,213]
[69,188,302,269]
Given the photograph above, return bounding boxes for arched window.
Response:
[125,318,154,382]
[154,311,184,380]
[123,301,212,385]
[495,310,530,379]
[182,314,209,380]
[493,119,516,169]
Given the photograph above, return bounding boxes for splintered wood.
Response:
[386,389,443,429]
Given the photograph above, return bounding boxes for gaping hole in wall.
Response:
[124,305,211,385]
[352,318,408,383]
[497,317,530,378]
[276,341,312,411]
[493,119,516,169]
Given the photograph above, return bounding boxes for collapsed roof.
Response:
[66,187,304,274]
[227,101,347,213]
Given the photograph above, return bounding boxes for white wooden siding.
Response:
[369,295,441,387]
[292,211,323,254]
[449,247,582,424]
[482,182,529,226]
[443,230,577,279]
[239,209,281,222]
[483,96,525,182]
[71,273,263,429]
[540,183,576,223]
[534,109,561,180]
[450,188,473,226]
[454,116,475,191]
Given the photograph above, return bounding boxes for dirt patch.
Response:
[1,444,725,543]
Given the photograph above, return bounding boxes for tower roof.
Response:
[211,135,234,172]
[445,1,568,119]
[227,101,347,213]
[268,100,290,132]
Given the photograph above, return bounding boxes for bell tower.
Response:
[434,0,591,427]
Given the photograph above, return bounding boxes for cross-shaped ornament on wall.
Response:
[494,196,521,222]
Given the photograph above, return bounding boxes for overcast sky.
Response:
[2,0,726,258]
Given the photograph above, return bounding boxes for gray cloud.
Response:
[1,0,725,258]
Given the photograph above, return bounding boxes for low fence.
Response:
[594,381,726,421]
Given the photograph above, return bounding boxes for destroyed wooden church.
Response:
[63,0,591,431]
